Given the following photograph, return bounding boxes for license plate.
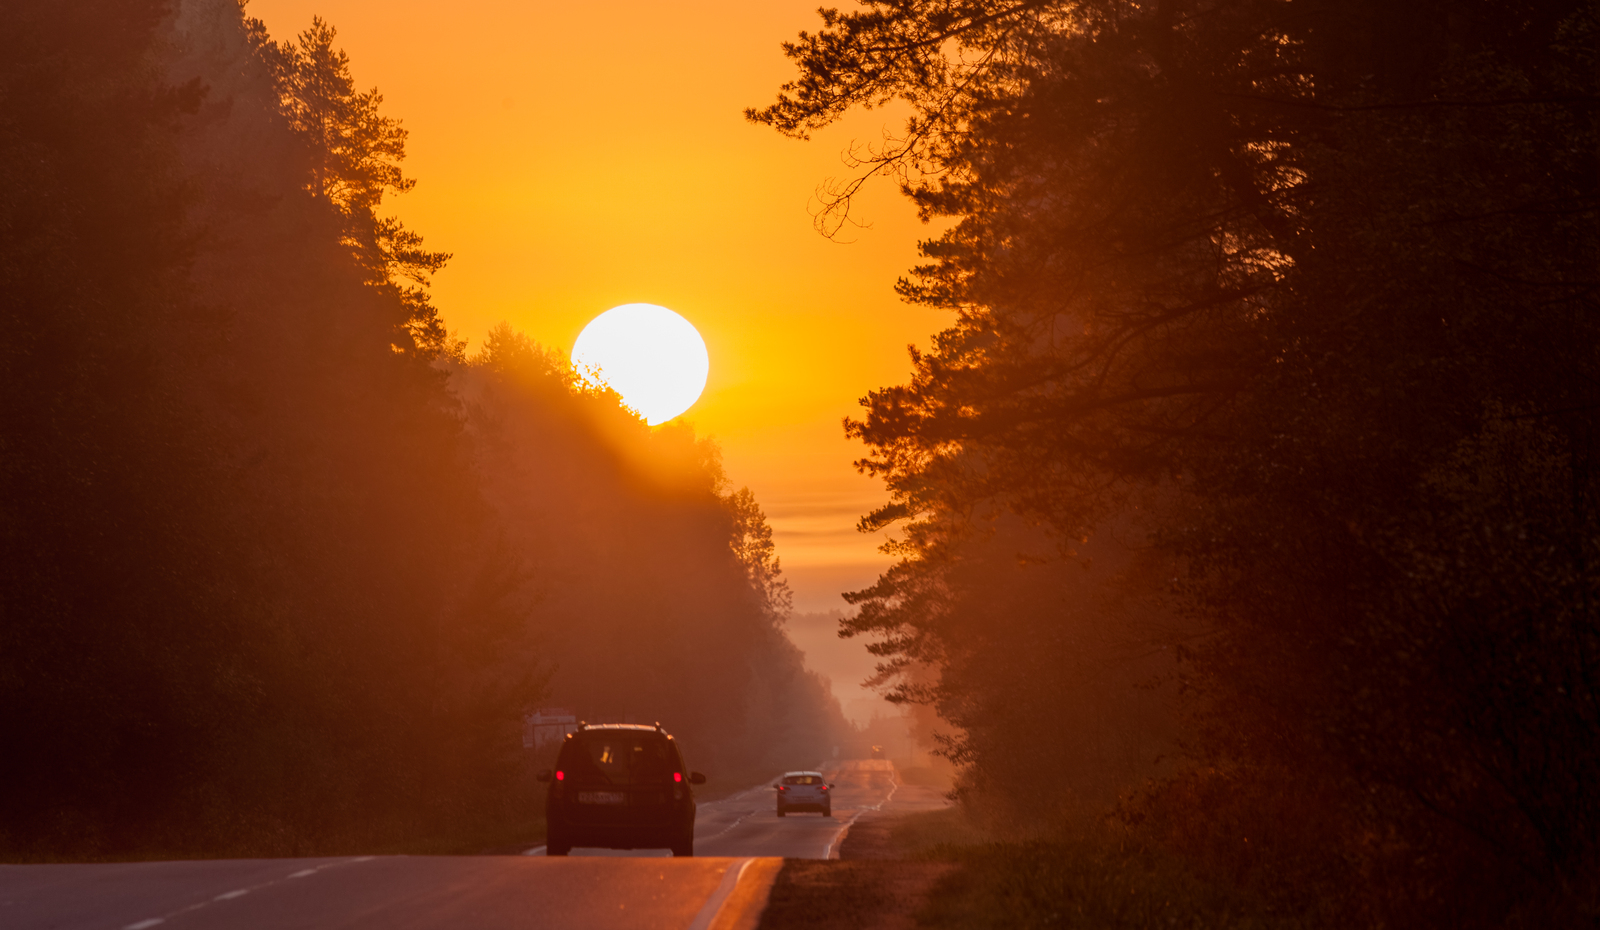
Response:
[578,791,626,805]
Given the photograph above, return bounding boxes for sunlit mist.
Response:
[572,303,709,425]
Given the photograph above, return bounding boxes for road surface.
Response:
[0,761,946,930]
[540,758,946,860]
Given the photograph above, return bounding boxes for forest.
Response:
[6,0,1596,924]
[751,0,1600,926]
[0,0,848,857]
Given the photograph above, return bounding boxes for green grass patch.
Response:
[833,806,1303,929]
[886,805,992,857]
[897,764,955,789]
[917,837,1304,930]
[758,859,956,930]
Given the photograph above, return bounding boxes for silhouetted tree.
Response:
[758,0,1600,924]
[261,16,451,355]
[0,0,847,858]
[0,0,265,851]
[452,323,848,777]
[724,486,795,622]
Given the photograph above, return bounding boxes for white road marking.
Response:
[823,767,901,858]
[685,858,754,930]
[521,846,546,856]
[694,809,757,843]
[824,810,866,859]
[120,857,376,929]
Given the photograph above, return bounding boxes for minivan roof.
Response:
[581,724,658,731]
[782,770,824,777]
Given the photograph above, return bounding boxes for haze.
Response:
[247,0,938,613]
[3,1,1592,927]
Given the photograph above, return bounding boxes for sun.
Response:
[571,303,709,426]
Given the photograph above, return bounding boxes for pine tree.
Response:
[264,17,452,356]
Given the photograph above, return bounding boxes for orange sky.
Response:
[244,0,944,614]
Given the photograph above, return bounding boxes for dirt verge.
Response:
[754,858,956,930]
[756,806,962,930]
[836,811,898,859]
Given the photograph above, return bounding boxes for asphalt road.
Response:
[543,758,947,860]
[0,761,946,930]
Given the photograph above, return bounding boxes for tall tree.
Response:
[723,486,795,622]
[0,0,259,848]
[757,0,1600,922]
[263,17,452,356]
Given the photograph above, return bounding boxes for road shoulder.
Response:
[754,804,964,930]
[704,857,784,930]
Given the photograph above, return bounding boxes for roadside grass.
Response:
[758,859,957,930]
[0,807,551,862]
[885,805,989,855]
[896,764,956,790]
[775,805,1306,930]
[0,761,775,861]
[374,814,547,856]
[917,838,1304,930]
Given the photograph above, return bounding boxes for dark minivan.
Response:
[538,723,705,856]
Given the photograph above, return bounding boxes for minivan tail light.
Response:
[555,770,564,781]
[673,772,683,783]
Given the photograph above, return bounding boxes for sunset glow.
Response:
[244,0,934,611]
[572,304,709,425]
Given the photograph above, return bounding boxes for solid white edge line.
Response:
[824,810,866,860]
[685,857,755,930]
[823,761,901,859]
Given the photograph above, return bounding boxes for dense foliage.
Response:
[0,0,845,858]
[755,0,1599,924]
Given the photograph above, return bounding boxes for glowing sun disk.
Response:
[571,303,709,425]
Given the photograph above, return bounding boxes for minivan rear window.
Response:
[561,734,676,784]
[782,774,821,785]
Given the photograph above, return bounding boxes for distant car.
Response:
[537,723,705,856]
[775,771,833,817]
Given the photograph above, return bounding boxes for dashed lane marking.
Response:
[119,856,375,930]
